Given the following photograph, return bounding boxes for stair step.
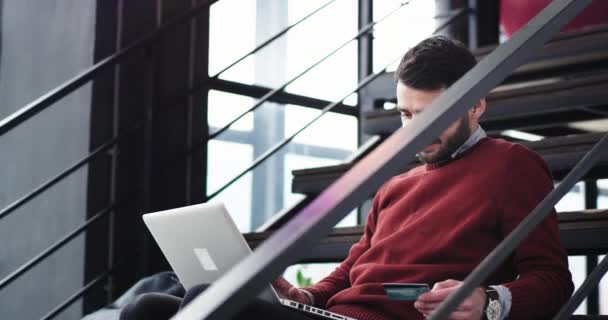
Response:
[473,24,608,81]
[361,25,608,138]
[363,71,608,136]
[292,133,608,195]
[244,210,608,261]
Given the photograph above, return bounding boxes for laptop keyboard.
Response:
[282,299,356,320]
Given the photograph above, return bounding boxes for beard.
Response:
[417,116,472,164]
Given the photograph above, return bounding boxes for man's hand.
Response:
[414,279,486,320]
[271,277,313,304]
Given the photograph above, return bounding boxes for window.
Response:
[207,2,360,232]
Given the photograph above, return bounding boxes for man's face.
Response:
[396,82,474,164]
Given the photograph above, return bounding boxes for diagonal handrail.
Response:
[207,0,413,140]
[172,1,591,319]
[553,253,608,320]
[0,122,144,222]
[0,0,337,222]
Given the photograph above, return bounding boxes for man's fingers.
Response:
[287,287,311,304]
[432,279,461,290]
[417,286,456,302]
[272,277,291,288]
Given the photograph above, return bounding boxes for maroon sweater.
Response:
[306,138,573,320]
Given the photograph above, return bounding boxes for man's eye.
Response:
[400,111,412,119]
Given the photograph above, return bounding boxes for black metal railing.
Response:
[0,0,339,225]
[171,1,603,320]
[0,0,344,317]
[3,0,604,319]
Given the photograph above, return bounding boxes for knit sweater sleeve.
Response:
[497,144,574,319]
[304,185,384,307]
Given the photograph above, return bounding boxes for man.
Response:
[274,36,573,320]
[121,36,573,320]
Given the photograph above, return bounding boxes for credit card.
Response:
[383,283,430,301]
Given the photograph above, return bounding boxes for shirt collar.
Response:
[451,125,487,159]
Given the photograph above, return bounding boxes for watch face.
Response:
[486,300,502,320]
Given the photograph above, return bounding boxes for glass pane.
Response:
[599,254,607,314]
[555,182,585,212]
[555,181,586,314]
[207,140,254,231]
[598,180,608,314]
[285,42,358,105]
[209,0,256,81]
[373,0,437,73]
[207,1,360,232]
[284,0,358,104]
[569,255,588,314]
[285,104,358,150]
[208,90,254,132]
[598,179,608,209]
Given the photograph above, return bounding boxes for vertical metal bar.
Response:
[185,0,197,205]
[553,255,608,320]
[250,0,288,231]
[467,0,478,49]
[357,0,373,225]
[584,180,599,314]
[197,0,210,205]
[105,0,124,302]
[357,0,373,82]
[173,1,593,320]
[0,0,3,79]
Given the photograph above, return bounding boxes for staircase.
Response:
[0,0,606,319]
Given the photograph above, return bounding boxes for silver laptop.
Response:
[142,202,357,320]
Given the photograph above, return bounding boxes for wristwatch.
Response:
[483,288,502,320]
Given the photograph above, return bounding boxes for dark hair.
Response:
[394,36,477,90]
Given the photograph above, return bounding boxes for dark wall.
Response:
[0,0,96,319]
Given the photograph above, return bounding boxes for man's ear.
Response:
[469,98,486,121]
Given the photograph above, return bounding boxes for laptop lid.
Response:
[143,202,255,290]
[143,202,357,320]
